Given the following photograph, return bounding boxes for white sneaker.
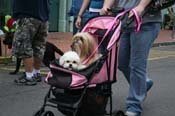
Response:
[125,111,139,116]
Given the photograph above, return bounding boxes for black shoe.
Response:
[14,75,37,86]
[33,73,42,82]
[146,79,154,92]
[9,71,18,75]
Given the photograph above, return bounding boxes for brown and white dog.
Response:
[71,32,101,68]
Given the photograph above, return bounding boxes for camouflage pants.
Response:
[12,18,49,59]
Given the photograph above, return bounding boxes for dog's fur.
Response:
[59,51,85,70]
[71,32,100,67]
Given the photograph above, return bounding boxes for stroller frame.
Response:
[33,8,141,116]
[33,48,116,116]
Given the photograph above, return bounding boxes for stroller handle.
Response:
[107,7,125,16]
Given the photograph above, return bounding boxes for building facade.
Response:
[0,0,175,32]
[0,0,73,32]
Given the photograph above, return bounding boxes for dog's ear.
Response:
[59,56,65,66]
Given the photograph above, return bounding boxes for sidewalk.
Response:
[0,29,175,64]
[47,29,175,52]
[153,29,175,47]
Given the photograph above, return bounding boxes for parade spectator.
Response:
[75,0,104,29]
[12,0,50,85]
[68,0,89,34]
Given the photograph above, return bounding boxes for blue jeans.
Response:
[118,23,161,114]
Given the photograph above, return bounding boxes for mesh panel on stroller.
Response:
[33,8,141,116]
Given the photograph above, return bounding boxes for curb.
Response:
[152,42,175,47]
[0,57,12,64]
[0,42,175,64]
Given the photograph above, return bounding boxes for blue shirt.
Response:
[68,0,88,17]
[12,0,50,22]
[90,0,104,9]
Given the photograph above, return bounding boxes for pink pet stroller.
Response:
[33,8,141,116]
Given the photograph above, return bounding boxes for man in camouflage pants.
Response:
[12,0,50,85]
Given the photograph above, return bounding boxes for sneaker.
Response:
[9,70,18,75]
[146,79,154,92]
[125,111,140,116]
[14,75,37,86]
[33,73,42,82]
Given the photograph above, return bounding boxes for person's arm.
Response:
[100,0,115,15]
[129,0,152,17]
[78,0,90,18]
[75,0,91,28]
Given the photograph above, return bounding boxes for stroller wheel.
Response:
[114,110,125,116]
[41,111,55,116]
[33,108,44,116]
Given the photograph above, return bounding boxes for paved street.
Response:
[0,45,175,116]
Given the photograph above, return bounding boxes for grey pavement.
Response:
[0,45,175,116]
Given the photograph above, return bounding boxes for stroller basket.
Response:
[50,88,81,108]
[50,86,109,116]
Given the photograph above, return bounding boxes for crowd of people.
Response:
[1,0,163,116]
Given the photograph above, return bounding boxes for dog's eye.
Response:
[66,61,70,63]
[73,61,77,64]
[80,37,84,42]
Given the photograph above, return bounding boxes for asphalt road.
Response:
[0,45,175,116]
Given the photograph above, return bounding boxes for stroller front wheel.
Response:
[33,108,44,116]
[40,111,55,116]
[33,109,55,116]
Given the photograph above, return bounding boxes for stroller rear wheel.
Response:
[33,108,44,116]
[33,109,55,116]
[114,110,125,116]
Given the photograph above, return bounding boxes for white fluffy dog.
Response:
[59,51,84,70]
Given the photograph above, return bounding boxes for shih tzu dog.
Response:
[71,32,101,67]
[59,51,85,70]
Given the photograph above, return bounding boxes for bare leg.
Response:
[23,57,33,73]
[33,57,42,70]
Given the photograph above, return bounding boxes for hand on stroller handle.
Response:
[104,7,142,32]
[107,7,124,16]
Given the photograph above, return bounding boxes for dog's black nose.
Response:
[69,64,72,67]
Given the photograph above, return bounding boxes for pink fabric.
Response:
[71,74,87,87]
[107,21,121,50]
[45,10,142,89]
[45,71,53,83]
[82,16,119,64]
[82,9,142,65]
[131,9,142,32]
[82,16,116,33]
[48,64,88,88]
[90,44,118,84]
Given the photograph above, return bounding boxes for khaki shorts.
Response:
[12,18,49,59]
